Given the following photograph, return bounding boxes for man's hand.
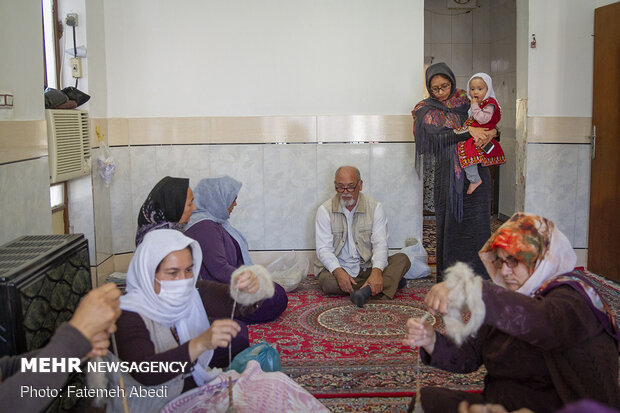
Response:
[362,268,384,296]
[333,267,357,293]
[70,283,121,342]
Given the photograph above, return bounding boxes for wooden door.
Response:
[588,2,620,280]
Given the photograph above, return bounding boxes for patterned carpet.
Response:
[249,276,486,398]
[248,269,620,412]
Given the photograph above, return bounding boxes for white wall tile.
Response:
[431,13,452,43]
[524,143,588,247]
[498,137,516,217]
[473,43,491,74]
[574,145,591,248]
[472,1,491,43]
[263,144,317,249]
[109,147,134,253]
[451,43,473,77]
[369,143,422,248]
[67,175,96,265]
[208,145,265,249]
[0,158,52,246]
[156,144,210,189]
[424,10,432,42]
[451,11,472,44]
[431,43,452,68]
[91,147,114,264]
[316,144,371,204]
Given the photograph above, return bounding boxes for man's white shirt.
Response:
[315,200,389,277]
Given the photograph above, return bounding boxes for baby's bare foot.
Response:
[467,180,482,194]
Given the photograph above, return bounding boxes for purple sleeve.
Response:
[471,102,495,124]
[114,311,192,385]
[196,280,259,320]
[420,330,485,374]
[481,282,603,350]
[0,323,91,411]
[186,221,239,284]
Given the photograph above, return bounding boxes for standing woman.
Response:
[413,63,497,281]
[135,176,196,246]
[185,176,288,324]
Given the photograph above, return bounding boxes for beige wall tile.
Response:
[0,120,47,164]
[208,116,316,143]
[113,252,134,273]
[527,117,592,143]
[317,115,413,143]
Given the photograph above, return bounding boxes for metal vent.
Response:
[46,109,91,183]
[0,235,81,279]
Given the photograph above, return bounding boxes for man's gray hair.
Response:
[334,166,361,182]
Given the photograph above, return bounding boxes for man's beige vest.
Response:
[321,192,378,269]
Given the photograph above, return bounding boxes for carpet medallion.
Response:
[248,268,620,403]
[311,303,436,339]
[249,276,485,397]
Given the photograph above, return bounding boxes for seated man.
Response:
[315,165,410,307]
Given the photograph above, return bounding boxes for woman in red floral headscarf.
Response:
[404,212,620,413]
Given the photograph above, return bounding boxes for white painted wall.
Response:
[0,0,45,121]
[527,0,595,117]
[102,0,425,117]
[0,0,52,246]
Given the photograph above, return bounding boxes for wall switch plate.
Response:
[0,92,14,108]
[70,57,82,78]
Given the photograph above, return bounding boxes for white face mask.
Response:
[155,277,195,308]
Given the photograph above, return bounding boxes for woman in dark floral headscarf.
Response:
[412,62,498,281]
[404,212,620,413]
[135,176,196,246]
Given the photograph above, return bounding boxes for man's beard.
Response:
[339,196,356,208]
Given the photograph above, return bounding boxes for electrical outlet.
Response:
[66,13,78,27]
[70,57,82,78]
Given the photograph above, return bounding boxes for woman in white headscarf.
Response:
[403,213,620,413]
[185,176,288,324]
[115,229,272,396]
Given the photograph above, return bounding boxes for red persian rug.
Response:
[248,275,486,398]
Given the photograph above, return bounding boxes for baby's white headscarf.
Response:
[120,229,219,385]
[467,72,501,117]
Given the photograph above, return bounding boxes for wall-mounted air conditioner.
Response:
[46,109,91,183]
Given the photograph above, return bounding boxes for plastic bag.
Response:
[399,238,431,279]
[228,342,281,374]
[96,127,116,186]
[266,251,308,292]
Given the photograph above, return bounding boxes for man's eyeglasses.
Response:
[492,255,519,269]
[335,181,360,193]
[430,83,451,94]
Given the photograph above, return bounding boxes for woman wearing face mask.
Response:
[403,213,620,413]
[115,229,271,395]
[185,176,288,324]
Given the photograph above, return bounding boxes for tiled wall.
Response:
[424,0,492,90]
[524,143,591,249]
[0,158,52,246]
[107,143,423,255]
[491,0,517,217]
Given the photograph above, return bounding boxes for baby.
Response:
[458,73,506,194]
